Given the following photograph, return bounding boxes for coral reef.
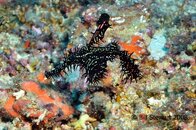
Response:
[0,0,195,129]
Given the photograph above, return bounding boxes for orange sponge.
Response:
[119,35,145,56]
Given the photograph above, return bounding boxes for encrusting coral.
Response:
[3,81,74,125]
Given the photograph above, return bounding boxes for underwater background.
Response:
[0,0,195,129]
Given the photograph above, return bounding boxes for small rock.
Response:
[146,27,155,38]
[190,65,196,79]
[32,26,42,36]
[0,125,8,130]
[13,90,25,100]
[109,126,116,130]
[111,17,125,24]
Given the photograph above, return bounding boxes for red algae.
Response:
[23,40,31,49]
[4,96,20,117]
[21,81,74,119]
[3,81,73,125]
[0,0,7,5]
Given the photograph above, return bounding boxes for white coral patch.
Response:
[147,97,163,107]
[13,90,25,100]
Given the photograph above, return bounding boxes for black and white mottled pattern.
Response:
[89,13,111,46]
[45,13,142,84]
